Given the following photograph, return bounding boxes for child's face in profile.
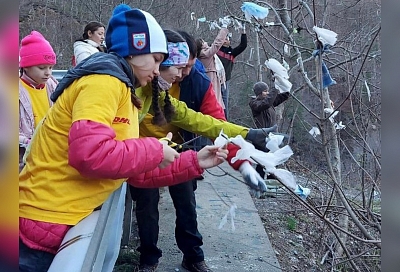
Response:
[260,89,269,98]
[160,65,185,84]
[23,65,53,85]
[88,27,105,45]
[128,53,164,87]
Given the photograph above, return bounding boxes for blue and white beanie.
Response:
[106,4,168,59]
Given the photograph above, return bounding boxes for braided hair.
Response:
[150,76,176,126]
[130,88,142,109]
[151,76,166,125]
[163,88,175,123]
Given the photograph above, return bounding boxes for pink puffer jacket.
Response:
[19,217,71,254]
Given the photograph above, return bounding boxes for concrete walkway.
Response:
[155,162,282,271]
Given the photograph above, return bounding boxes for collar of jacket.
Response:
[20,73,45,89]
[84,39,101,48]
[75,39,103,51]
[51,52,135,102]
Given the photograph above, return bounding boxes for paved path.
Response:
[155,162,282,271]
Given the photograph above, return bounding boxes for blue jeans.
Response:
[221,82,230,120]
[130,180,204,265]
[19,239,55,272]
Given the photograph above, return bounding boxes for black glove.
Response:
[245,124,278,151]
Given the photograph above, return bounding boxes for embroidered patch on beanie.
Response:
[133,33,146,50]
[106,4,167,58]
[19,31,56,68]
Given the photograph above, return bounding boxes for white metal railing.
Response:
[52,69,67,81]
[48,183,127,272]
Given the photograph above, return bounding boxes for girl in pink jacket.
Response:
[196,26,229,109]
[18,30,58,171]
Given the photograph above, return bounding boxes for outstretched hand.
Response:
[197,145,228,169]
[159,132,180,169]
[234,19,246,33]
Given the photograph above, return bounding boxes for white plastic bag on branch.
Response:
[209,21,221,30]
[218,204,237,231]
[241,2,269,21]
[269,168,297,191]
[265,58,289,79]
[309,127,320,138]
[265,133,285,152]
[274,74,292,93]
[253,145,294,170]
[264,58,292,93]
[284,44,290,56]
[214,130,311,198]
[233,19,244,32]
[364,80,371,102]
[219,16,231,28]
[313,26,338,46]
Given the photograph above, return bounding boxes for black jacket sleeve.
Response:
[231,34,247,57]
[272,92,290,107]
[249,90,279,113]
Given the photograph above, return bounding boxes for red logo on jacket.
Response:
[113,117,130,125]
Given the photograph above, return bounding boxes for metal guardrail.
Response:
[82,183,127,272]
[48,183,128,272]
[52,69,68,81]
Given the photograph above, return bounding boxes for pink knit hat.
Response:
[19,31,56,68]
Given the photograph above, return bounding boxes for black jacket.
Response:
[217,34,247,81]
[249,90,290,128]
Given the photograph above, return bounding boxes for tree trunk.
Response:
[316,55,348,257]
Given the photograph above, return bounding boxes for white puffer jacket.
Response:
[73,39,101,65]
